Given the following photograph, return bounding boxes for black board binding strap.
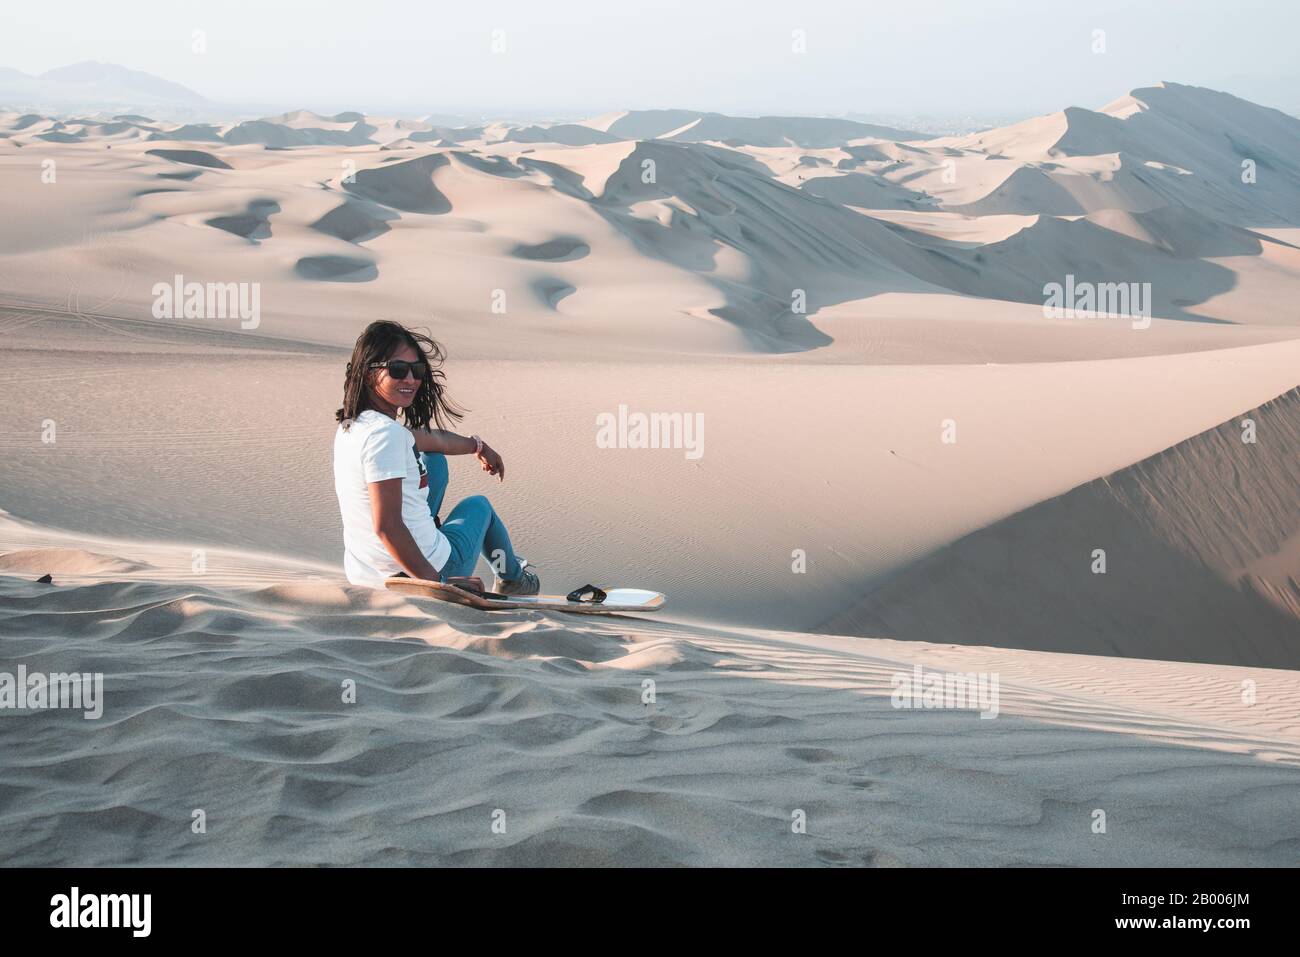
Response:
[565,584,608,604]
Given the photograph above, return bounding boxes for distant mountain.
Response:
[0,61,208,114]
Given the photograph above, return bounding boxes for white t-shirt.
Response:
[333,410,451,588]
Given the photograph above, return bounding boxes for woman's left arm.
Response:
[411,429,506,481]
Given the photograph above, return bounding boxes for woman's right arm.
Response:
[368,478,441,581]
[410,428,477,455]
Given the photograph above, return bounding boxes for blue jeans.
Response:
[421,452,524,583]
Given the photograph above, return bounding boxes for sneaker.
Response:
[493,557,540,597]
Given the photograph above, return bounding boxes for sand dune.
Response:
[0,89,1296,621]
[309,199,394,244]
[1085,205,1280,259]
[3,304,1297,633]
[800,167,935,210]
[225,117,377,149]
[582,109,929,146]
[1,514,1298,866]
[0,104,921,153]
[0,546,151,575]
[343,152,452,213]
[144,147,231,170]
[825,388,1300,669]
[928,83,1300,226]
[893,207,1297,323]
[3,82,1298,356]
[294,253,377,282]
[148,122,225,143]
[502,124,620,147]
[510,236,590,261]
[206,199,279,242]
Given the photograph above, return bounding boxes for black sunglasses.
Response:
[368,359,429,380]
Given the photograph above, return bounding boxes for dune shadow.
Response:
[823,388,1300,669]
[294,255,378,282]
[145,148,232,170]
[343,153,451,214]
[206,199,280,243]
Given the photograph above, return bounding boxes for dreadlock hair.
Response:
[336,321,465,432]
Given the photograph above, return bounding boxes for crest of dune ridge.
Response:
[823,387,1300,670]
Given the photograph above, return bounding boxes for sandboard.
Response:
[385,576,665,614]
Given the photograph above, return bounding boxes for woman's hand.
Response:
[412,428,505,480]
[477,443,505,481]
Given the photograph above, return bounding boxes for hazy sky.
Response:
[2,0,1297,117]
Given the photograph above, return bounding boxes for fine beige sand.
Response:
[2,515,1299,866]
[1,81,1298,865]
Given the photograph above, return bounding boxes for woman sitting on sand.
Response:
[333,320,540,595]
